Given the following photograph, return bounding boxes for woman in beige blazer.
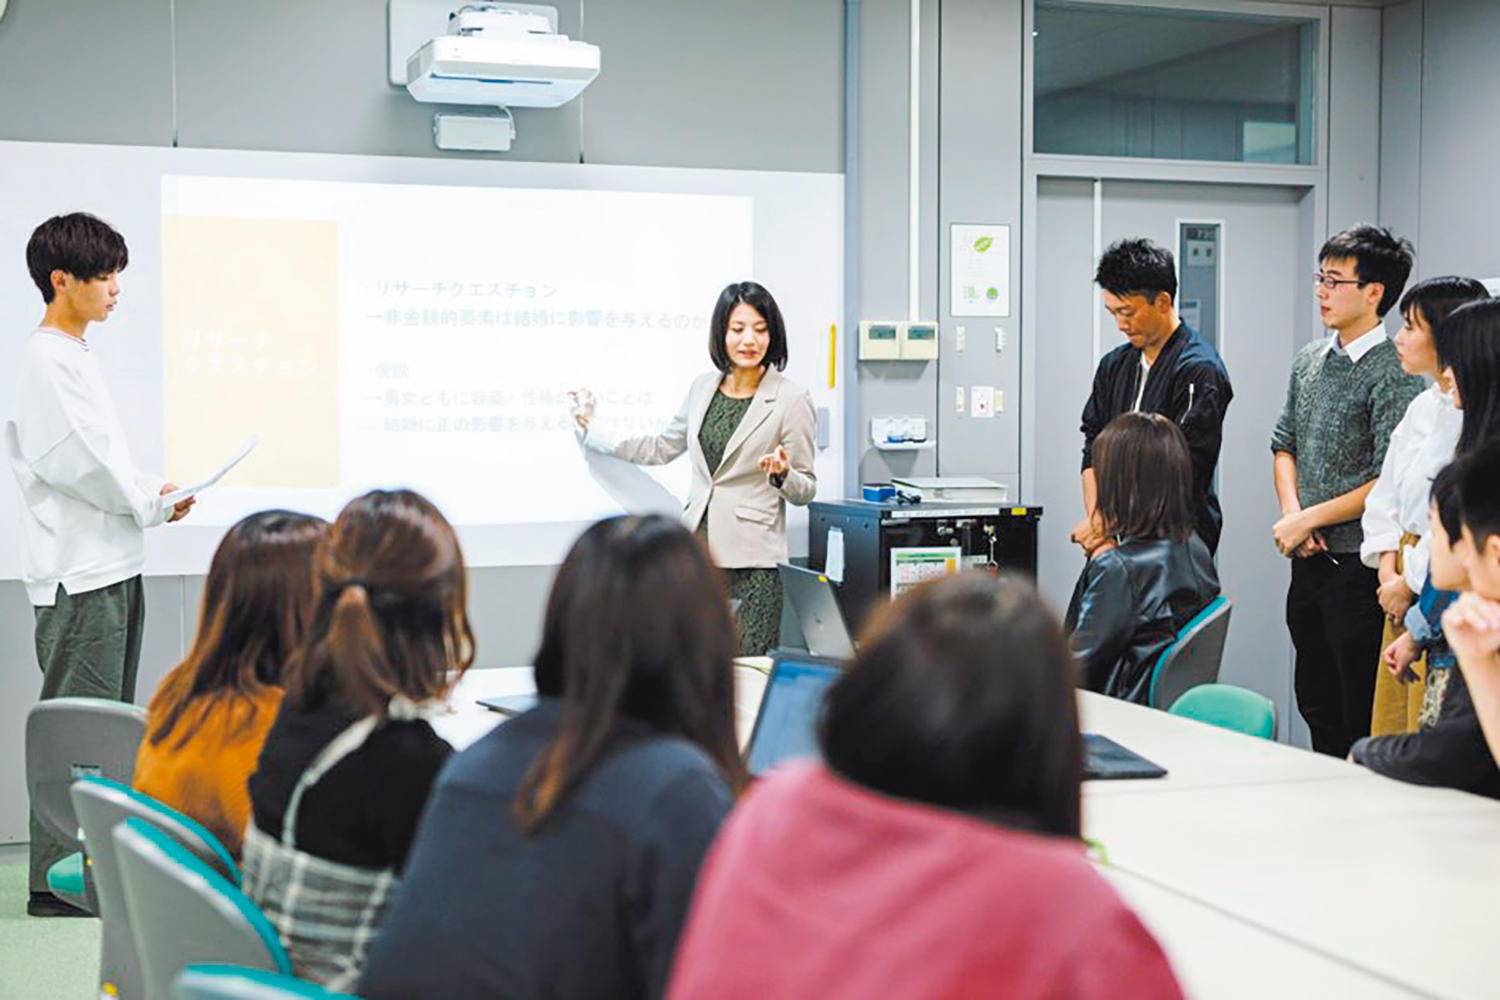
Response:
[573,282,817,655]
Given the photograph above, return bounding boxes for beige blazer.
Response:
[586,368,817,568]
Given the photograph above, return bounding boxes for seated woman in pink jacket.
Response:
[668,572,1183,1000]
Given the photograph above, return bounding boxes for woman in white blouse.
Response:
[1362,277,1488,736]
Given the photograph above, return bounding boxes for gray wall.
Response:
[847,0,1025,496]
[0,0,844,843]
[1380,0,1500,280]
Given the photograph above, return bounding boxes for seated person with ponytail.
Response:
[1065,412,1220,703]
[134,510,328,856]
[244,489,474,990]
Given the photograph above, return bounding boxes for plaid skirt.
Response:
[241,821,400,991]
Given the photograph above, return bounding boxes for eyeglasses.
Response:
[1313,273,1368,290]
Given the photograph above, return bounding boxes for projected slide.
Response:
[160,176,751,532]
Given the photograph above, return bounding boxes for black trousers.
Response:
[1287,554,1384,757]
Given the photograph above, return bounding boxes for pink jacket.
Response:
[668,762,1183,1000]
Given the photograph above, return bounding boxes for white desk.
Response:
[1087,777,1500,1000]
[1079,692,1370,795]
[433,661,772,753]
[1100,866,1423,1000]
[434,675,1492,997]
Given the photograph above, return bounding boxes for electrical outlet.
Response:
[955,325,966,353]
[972,386,995,418]
[995,326,1007,353]
[955,386,966,413]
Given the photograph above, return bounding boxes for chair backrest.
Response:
[173,965,356,999]
[113,818,290,1000]
[1147,596,1232,710]
[72,777,242,1000]
[26,697,146,846]
[1169,683,1277,740]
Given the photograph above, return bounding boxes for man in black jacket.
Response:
[1074,238,1234,555]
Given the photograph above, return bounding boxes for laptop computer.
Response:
[778,563,857,660]
[744,650,845,778]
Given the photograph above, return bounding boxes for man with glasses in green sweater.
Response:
[1271,225,1423,757]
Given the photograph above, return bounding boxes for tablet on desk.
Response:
[1083,733,1167,780]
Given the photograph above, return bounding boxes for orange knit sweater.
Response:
[134,686,284,857]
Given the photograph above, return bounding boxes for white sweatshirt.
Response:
[5,328,168,606]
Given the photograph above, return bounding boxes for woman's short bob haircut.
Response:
[707,281,789,373]
[819,572,1082,838]
[1399,275,1488,337]
[515,514,744,831]
[1094,411,1195,543]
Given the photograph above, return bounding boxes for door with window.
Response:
[1032,178,1316,740]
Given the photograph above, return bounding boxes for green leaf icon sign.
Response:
[973,236,993,253]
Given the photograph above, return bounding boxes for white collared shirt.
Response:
[1359,382,1462,589]
[5,328,168,605]
[1322,321,1388,364]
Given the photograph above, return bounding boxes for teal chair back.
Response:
[1169,683,1277,740]
[72,776,240,999]
[1147,596,1232,709]
[113,818,290,1000]
[173,965,358,998]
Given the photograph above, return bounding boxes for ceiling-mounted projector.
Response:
[393,1,600,111]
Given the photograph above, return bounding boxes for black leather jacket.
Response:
[1065,535,1220,704]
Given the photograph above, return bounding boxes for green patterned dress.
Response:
[698,390,783,657]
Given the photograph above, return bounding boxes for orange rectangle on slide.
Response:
[162,216,339,488]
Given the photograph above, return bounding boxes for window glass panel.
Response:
[1034,3,1318,165]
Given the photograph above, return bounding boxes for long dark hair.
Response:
[819,572,1082,838]
[515,515,743,832]
[147,510,328,748]
[1436,299,1500,455]
[1093,412,1195,542]
[281,489,474,718]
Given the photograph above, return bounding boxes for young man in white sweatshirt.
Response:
[7,213,193,915]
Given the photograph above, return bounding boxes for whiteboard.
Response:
[0,140,844,575]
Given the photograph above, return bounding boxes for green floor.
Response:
[0,855,99,1000]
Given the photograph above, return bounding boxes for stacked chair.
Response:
[25,697,147,912]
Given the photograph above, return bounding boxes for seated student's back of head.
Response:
[519,513,744,830]
[282,488,475,717]
[246,489,474,989]
[360,514,742,1000]
[1094,411,1195,544]
[135,509,327,855]
[667,572,1182,1000]
[821,572,1081,836]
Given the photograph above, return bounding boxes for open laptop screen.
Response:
[745,656,843,778]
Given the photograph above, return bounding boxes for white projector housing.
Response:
[406,31,600,109]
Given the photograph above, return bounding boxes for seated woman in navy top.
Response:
[1065,411,1220,703]
[360,514,743,1000]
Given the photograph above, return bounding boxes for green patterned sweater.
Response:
[1270,336,1423,554]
